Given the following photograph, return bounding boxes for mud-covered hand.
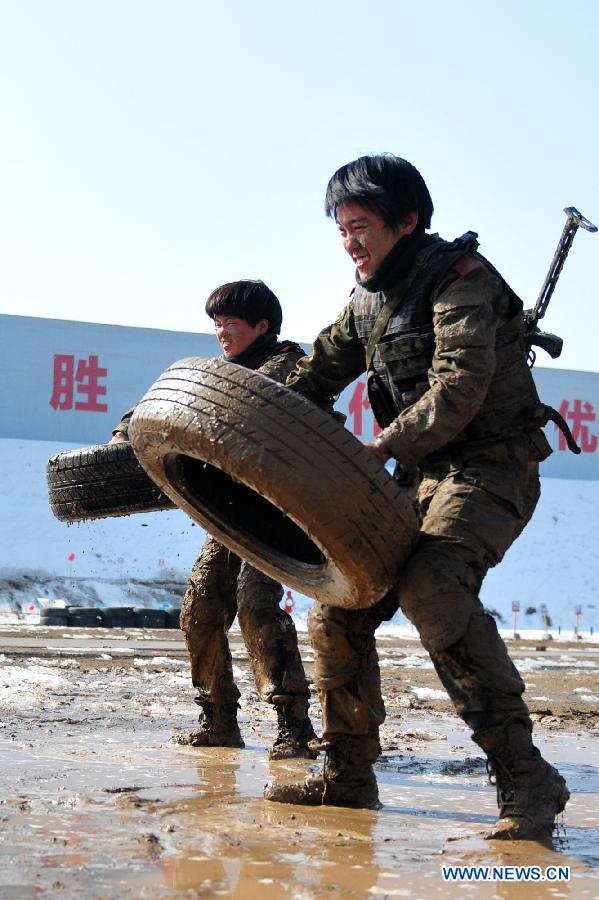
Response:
[108,431,129,444]
[363,441,392,463]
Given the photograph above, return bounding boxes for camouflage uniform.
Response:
[182,536,311,709]
[115,335,316,757]
[180,337,318,754]
[266,233,569,835]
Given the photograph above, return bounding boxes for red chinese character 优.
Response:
[348,380,381,438]
[557,400,598,453]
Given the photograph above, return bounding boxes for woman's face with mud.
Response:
[214,316,268,358]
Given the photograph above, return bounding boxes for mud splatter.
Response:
[0,623,597,897]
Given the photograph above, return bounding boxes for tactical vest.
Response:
[352,234,550,449]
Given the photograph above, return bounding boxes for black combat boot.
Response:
[473,721,569,841]
[264,735,381,809]
[177,699,245,748]
[269,696,317,760]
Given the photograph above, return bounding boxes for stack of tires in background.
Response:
[38,606,181,629]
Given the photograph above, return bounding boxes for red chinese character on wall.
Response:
[347,381,381,437]
[557,399,598,453]
[49,354,108,412]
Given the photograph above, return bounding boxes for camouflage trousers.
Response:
[309,434,544,752]
[180,536,310,706]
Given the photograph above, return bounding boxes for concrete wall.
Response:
[2,313,598,479]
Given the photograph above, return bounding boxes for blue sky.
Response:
[1,0,597,370]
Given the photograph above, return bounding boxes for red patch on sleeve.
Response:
[279,341,302,354]
[452,256,484,277]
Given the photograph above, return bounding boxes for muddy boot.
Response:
[269,696,318,760]
[179,700,245,748]
[473,721,569,841]
[264,735,381,809]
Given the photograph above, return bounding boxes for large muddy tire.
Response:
[128,357,418,610]
[46,443,176,522]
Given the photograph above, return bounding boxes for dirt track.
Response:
[1,624,598,898]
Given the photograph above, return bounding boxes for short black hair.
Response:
[205,280,283,334]
[324,154,434,231]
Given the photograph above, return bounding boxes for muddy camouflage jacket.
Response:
[287,233,553,466]
[113,334,305,437]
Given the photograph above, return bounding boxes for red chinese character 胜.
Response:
[50,354,108,413]
[74,355,108,412]
[49,354,75,410]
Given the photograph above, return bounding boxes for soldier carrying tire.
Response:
[259,153,572,842]
[110,280,317,760]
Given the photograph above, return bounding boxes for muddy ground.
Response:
[1,624,598,898]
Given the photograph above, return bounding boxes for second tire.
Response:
[46,442,176,522]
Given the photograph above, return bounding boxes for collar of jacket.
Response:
[355,231,436,293]
[227,331,281,369]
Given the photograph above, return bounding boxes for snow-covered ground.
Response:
[1,438,597,637]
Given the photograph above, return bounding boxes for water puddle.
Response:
[1,720,597,898]
[1,630,597,897]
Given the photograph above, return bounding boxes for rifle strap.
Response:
[364,278,413,372]
[363,236,478,372]
[543,405,582,454]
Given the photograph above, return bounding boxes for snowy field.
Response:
[1,438,598,636]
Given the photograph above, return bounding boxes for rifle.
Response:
[525,206,597,366]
